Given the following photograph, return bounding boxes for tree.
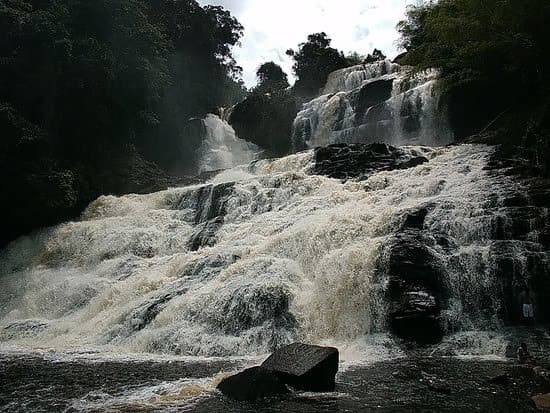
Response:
[397,0,550,174]
[397,0,549,93]
[142,0,246,174]
[364,49,386,64]
[286,32,349,97]
[255,62,289,93]
[345,52,365,66]
[0,0,246,246]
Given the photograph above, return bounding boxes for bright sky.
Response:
[198,0,416,87]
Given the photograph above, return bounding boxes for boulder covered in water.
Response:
[261,343,339,391]
[217,366,289,401]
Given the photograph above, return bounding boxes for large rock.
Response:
[381,231,446,344]
[217,366,289,401]
[261,343,339,391]
[353,79,394,125]
[188,216,224,251]
[229,91,298,156]
[532,393,550,411]
[390,291,443,345]
[312,143,428,181]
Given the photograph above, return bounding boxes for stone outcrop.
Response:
[354,79,394,125]
[217,343,339,401]
[312,143,428,181]
[217,367,290,401]
[261,343,339,392]
[382,227,446,345]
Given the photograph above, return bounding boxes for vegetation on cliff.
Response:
[0,0,244,246]
[398,0,550,175]
[229,34,384,157]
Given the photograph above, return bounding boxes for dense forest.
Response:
[397,0,550,175]
[0,1,377,247]
[0,0,245,246]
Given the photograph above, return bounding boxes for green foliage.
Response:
[398,0,549,92]
[139,0,246,174]
[0,0,245,245]
[255,62,289,94]
[397,0,550,173]
[230,89,298,157]
[286,32,349,98]
[344,52,365,66]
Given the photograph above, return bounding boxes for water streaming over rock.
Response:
[1,144,547,358]
[197,114,260,173]
[292,60,454,149]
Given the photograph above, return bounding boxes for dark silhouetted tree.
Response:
[286,32,348,97]
[255,62,289,93]
[364,49,386,64]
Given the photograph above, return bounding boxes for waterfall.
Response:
[1,144,546,358]
[197,114,260,174]
[292,60,454,149]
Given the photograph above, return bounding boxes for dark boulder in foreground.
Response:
[217,344,339,401]
[261,343,339,391]
[216,366,289,401]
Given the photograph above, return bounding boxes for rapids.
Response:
[0,143,538,359]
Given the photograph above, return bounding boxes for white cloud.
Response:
[198,0,415,87]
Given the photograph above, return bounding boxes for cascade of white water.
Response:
[292,60,454,149]
[1,144,544,358]
[197,114,260,173]
[322,60,399,95]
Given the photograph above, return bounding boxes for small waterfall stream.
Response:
[197,114,260,174]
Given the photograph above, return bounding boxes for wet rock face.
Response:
[178,182,236,252]
[390,291,443,345]
[188,217,224,251]
[261,343,339,392]
[217,366,290,401]
[353,79,394,125]
[383,230,445,345]
[482,153,550,325]
[312,143,428,181]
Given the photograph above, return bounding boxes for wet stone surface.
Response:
[312,143,429,181]
[2,354,550,412]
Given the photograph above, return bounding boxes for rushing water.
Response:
[197,114,260,174]
[292,60,454,149]
[3,350,549,412]
[2,60,549,411]
[0,144,540,360]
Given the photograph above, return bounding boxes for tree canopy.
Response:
[0,0,245,246]
[398,0,549,94]
[397,0,550,174]
[255,62,289,94]
[286,32,349,97]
